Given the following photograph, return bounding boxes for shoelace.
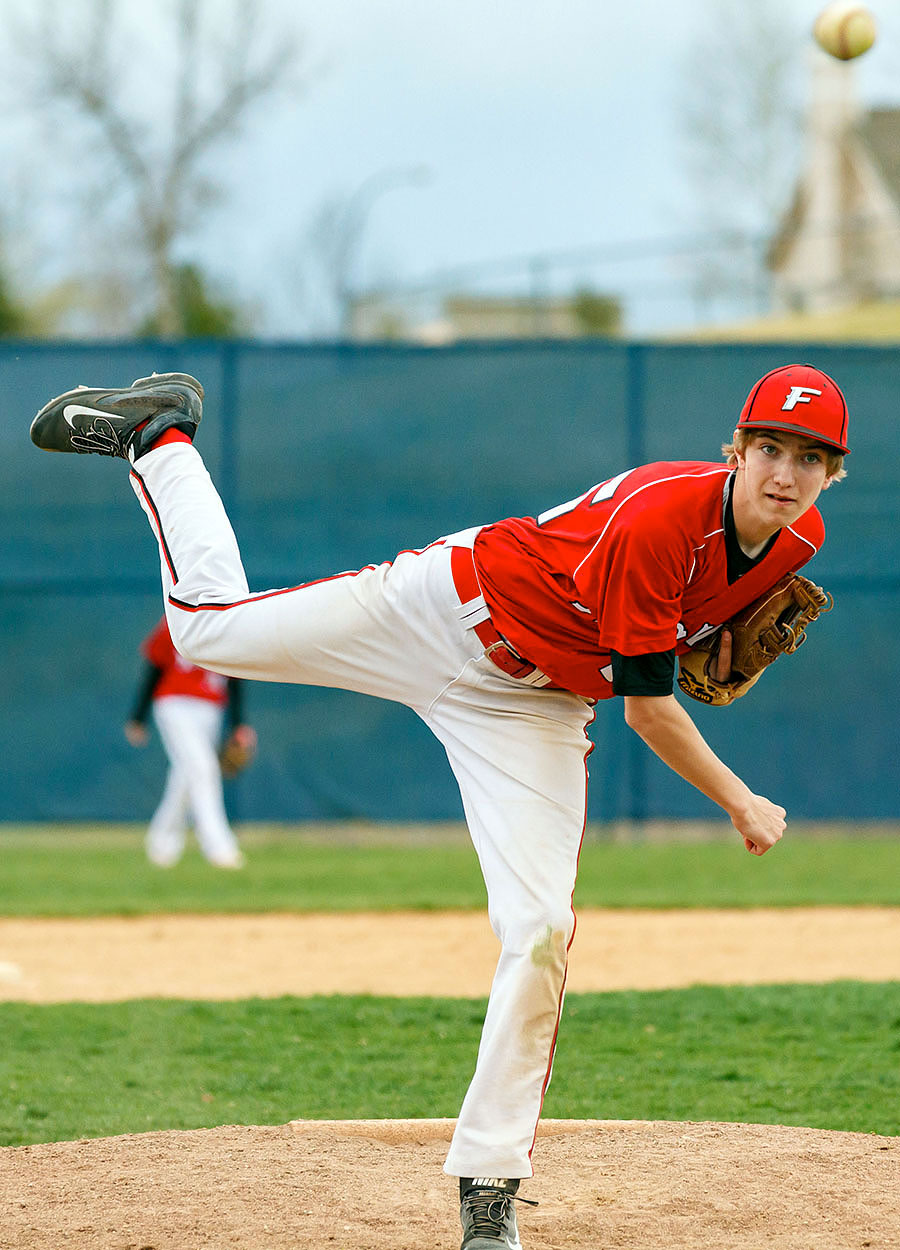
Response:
[463,1188,538,1238]
[70,417,129,458]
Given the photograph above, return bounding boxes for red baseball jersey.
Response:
[473,461,825,700]
[142,616,229,706]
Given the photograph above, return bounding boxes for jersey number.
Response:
[537,469,634,526]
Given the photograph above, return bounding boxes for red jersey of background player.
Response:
[142,616,229,705]
[473,460,825,701]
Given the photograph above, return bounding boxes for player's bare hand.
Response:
[730,793,786,856]
[124,720,148,747]
[714,628,733,683]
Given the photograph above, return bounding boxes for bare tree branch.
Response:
[675,0,805,319]
[2,0,310,335]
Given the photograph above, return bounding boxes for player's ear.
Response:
[732,430,746,469]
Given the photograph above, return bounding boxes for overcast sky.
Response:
[210,0,900,335]
[7,0,900,336]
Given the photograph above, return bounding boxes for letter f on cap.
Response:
[782,385,822,411]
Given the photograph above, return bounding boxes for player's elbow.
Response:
[623,693,678,735]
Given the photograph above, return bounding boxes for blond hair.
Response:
[722,428,847,483]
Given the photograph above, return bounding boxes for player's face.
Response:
[733,430,834,544]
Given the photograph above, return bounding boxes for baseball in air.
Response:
[813,3,877,60]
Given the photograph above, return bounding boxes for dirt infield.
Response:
[1,906,900,1001]
[1,908,898,1248]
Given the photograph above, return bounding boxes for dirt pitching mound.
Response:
[1,1117,897,1249]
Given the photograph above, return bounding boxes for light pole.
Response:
[335,164,431,337]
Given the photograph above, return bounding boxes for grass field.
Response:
[1,824,899,914]
[0,824,897,1148]
[1,984,898,1146]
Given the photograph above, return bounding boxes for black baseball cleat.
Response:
[30,372,204,460]
[459,1178,535,1249]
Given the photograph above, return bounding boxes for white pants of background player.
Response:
[129,442,595,1180]
[147,694,243,869]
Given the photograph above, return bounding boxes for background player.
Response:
[125,614,253,869]
[31,362,848,1249]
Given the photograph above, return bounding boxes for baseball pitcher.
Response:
[30,361,848,1250]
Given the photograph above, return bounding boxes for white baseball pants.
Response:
[129,442,595,1179]
[147,694,242,868]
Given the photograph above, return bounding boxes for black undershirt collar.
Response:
[723,471,777,583]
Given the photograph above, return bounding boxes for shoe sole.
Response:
[131,372,205,400]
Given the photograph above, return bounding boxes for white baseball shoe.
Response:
[205,847,246,870]
[145,832,184,868]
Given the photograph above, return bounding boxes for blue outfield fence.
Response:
[0,338,897,823]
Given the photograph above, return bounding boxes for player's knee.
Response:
[497,910,575,961]
[194,756,222,787]
[167,612,218,670]
[527,920,571,973]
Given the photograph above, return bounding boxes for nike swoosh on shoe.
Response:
[63,403,118,427]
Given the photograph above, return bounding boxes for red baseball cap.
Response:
[737,363,850,454]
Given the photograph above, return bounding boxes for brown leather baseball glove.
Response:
[677,573,833,707]
[219,725,258,778]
